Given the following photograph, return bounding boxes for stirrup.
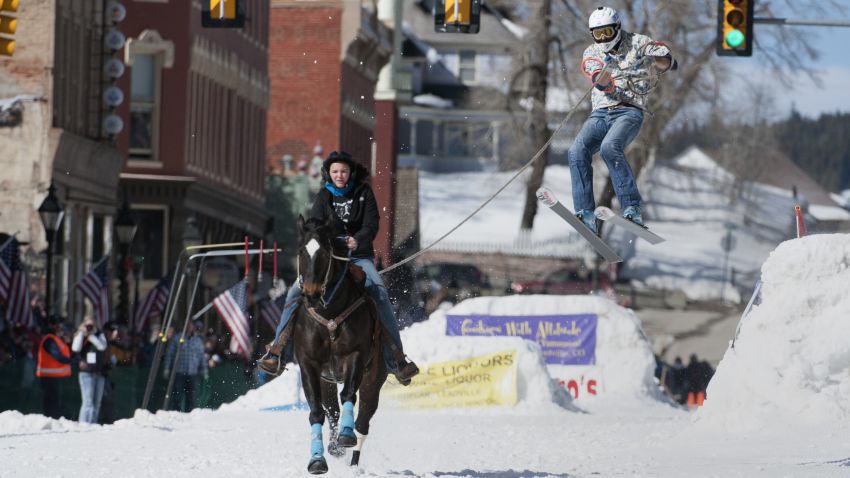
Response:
[257,346,287,376]
[394,359,419,386]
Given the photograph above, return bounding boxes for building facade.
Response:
[398,0,519,173]
[0,0,125,321]
[115,0,270,285]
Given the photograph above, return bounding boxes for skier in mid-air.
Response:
[568,6,675,235]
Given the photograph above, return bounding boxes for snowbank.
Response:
[224,294,663,413]
[697,234,850,430]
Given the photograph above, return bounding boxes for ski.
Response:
[594,206,665,245]
[536,187,623,263]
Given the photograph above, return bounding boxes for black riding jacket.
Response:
[310,181,379,260]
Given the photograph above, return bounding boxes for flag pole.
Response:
[273,241,278,286]
[257,239,264,283]
[244,235,249,279]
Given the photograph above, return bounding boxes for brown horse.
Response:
[292,216,387,474]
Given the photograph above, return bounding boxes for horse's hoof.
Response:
[337,427,357,447]
[307,456,328,474]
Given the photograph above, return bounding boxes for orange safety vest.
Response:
[36,333,71,378]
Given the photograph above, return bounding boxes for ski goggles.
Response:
[591,26,617,41]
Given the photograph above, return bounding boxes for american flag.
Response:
[259,292,286,331]
[76,256,110,328]
[134,276,170,333]
[213,279,252,359]
[0,237,32,328]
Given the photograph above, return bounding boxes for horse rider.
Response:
[259,150,420,385]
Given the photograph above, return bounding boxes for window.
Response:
[415,120,434,155]
[398,118,411,154]
[125,30,174,164]
[132,208,166,280]
[459,50,476,83]
[130,53,158,160]
[445,123,469,157]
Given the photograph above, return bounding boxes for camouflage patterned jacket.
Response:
[580,31,672,111]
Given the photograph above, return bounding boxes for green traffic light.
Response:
[726,29,745,48]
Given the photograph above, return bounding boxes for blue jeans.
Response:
[78,372,105,423]
[568,106,644,213]
[275,257,403,366]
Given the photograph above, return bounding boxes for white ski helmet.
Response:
[588,6,622,52]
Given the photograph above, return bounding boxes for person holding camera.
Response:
[71,316,108,423]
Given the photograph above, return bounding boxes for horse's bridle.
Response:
[297,235,365,340]
[297,236,352,307]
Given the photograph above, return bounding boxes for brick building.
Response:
[116,1,270,285]
[0,0,124,319]
[266,0,391,172]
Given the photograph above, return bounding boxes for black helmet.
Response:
[321,151,360,182]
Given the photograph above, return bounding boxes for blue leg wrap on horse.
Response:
[340,401,355,431]
[310,423,324,456]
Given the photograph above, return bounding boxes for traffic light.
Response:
[202,0,244,28]
[717,0,754,57]
[0,0,18,57]
[435,0,481,34]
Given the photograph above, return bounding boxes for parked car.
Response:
[510,268,610,295]
[415,262,490,306]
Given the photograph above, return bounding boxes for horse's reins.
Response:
[298,236,365,340]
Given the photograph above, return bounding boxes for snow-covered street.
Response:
[3,234,850,477]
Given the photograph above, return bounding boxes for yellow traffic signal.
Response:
[435,0,481,34]
[202,0,244,28]
[210,0,236,20]
[0,0,18,56]
[717,0,754,57]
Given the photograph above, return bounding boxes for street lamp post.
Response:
[38,182,65,317]
[115,200,137,325]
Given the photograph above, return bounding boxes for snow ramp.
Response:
[697,234,850,430]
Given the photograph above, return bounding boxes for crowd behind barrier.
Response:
[0,303,262,422]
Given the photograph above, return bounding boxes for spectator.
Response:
[163,319,208,412]
[667,356,685,404]
[98,321,124,424]
[36,316,71,419]
[71,316,108,424]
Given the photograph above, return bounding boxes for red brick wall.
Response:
[267,6,342,170]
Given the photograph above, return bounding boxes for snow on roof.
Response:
[413,93,453,109]
[830,190,850,209]
[670,146,732,178]
[809,203,850,221]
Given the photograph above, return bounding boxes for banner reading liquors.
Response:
[445,314,598,365]
[383,350,517,408]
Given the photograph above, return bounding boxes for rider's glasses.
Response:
[591,26,616,41]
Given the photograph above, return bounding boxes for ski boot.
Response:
[575,209,600,236]
[622,205,645,228]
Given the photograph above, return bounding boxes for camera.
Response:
[85,324,93,331]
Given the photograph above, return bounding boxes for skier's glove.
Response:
[590,70,615,93]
